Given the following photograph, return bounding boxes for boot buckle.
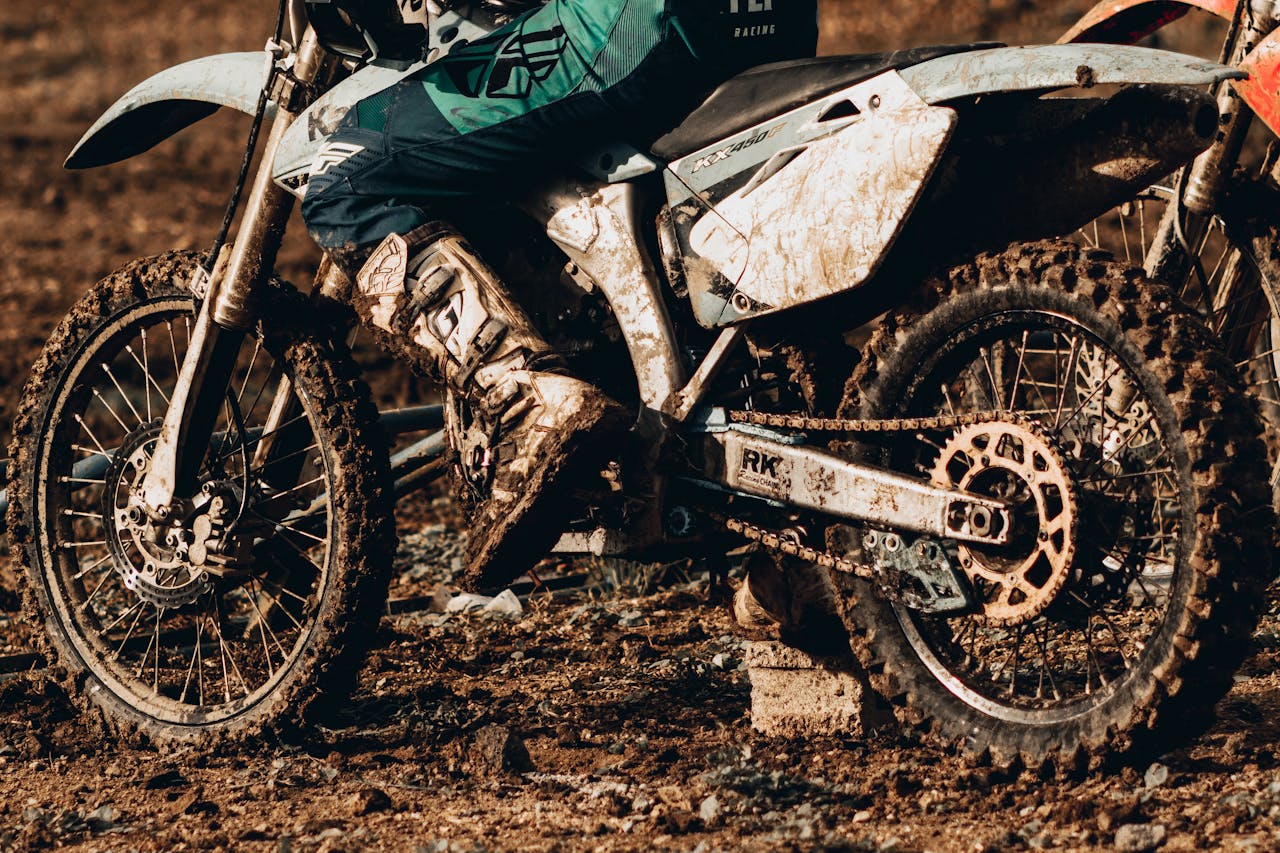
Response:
[455,317,509,387]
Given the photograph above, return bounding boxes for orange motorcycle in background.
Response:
[1063,0,1280,501]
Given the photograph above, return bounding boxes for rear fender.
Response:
[1235,29,1280,136]
[1058,0,1238,45]
[898,44,1242,104]
[65,52,274,169]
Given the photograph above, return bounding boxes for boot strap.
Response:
[455,317,509,388]
[395,261,456,335]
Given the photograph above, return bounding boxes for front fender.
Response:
[1058,0,1237,45]
[65,52,274,169]
[1235,30,1280,136]
[898,43,1242,104]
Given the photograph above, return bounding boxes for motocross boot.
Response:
[352,223,629,589]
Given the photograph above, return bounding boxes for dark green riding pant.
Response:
[301,0,818,251]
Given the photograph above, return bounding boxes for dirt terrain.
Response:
[3,1,1277,851]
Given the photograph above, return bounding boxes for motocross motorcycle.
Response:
[0,0,1272,768]
[1061,0,1280,502]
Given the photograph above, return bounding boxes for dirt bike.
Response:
[0,0,1272,768]
[1062,0,1280,502]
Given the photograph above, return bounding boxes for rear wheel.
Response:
[833,241,1273,768]
[6,251,394,744]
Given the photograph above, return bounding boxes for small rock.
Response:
[1114,823,1167,852]
[472,724,534,774]
[484,589,523,615]
[144,769,189,790]
[664,809,699,834]
[85,804,116,832]
[1144,763,1170,789]
[617,610,644,628]
[347,787,392,816]
[699,794,721,826]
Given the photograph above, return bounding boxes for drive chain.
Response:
[720,409,1008,577]
[726,409,1005,433]
[722,517,876,579]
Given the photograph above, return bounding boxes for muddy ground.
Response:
[3,1,1277,851]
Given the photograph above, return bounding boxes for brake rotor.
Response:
[930,420,1078,627]
[102,424,211,609]
[1073,342,1157,456]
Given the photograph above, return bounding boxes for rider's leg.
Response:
[299,0,818,588]
[302,0,819,255]
[350,221,629,588]
[300,1,703,590]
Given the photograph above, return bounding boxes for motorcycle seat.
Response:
[650,43,1000,161]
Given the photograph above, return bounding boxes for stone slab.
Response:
[744,640,881,738]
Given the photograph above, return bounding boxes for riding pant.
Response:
[301,0,819,253]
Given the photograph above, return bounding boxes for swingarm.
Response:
[694,413,1011,546]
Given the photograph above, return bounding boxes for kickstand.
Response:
[525,563,550,597]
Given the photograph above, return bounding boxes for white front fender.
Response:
[65,52,274,169]
[899,43,1243,104]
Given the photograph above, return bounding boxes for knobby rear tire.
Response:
[834,240,1274,770]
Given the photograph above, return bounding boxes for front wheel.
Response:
[6,252,394,745]
[834,241,1274,768]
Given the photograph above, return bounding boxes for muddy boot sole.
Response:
[461,397,630,591]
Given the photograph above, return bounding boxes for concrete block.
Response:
[745,641,880,738]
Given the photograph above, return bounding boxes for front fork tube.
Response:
[137,29,330,516]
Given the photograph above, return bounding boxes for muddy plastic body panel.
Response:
[664,44,1240,328]
[898,43,1242,104]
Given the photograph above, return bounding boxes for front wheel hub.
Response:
[930,419,1078,627]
